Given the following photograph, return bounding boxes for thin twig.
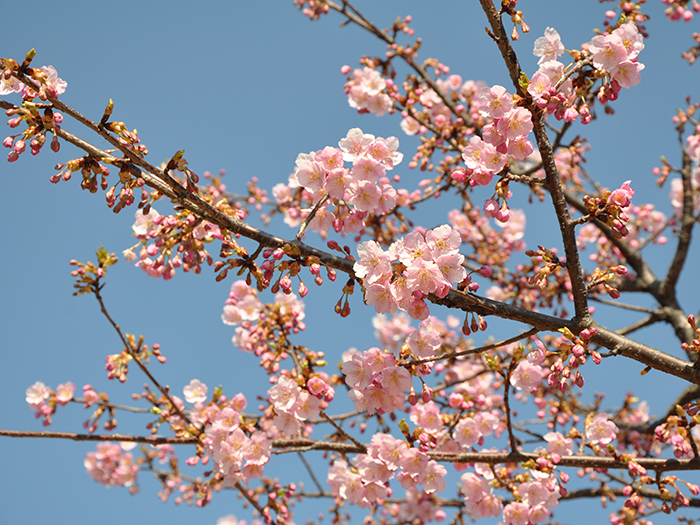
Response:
[409,327,539,366]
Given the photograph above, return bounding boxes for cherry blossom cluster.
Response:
[222,280,308,358]
[341,347,412,416]
[578,203,669,271]
[354,224,467,320]
[292,0,330,20]
[0,61,67,100]
[385,487,446,524]
[342,66,394,116]
[327,433,447,507]
[399,76,485,139]
[581,179,637,239]
[267,374,334,436]
[587,24,645,89]
[84,442,139,488]
[124,208,224,279]
[461,471,564,522]
[25,380,76,426]
[456,85,534,187]
[192,382,272,485]
[660,0,699,21]
[545,327,602,391]
[527,24,644,127]
[2,63,67,162]
[273,128,404,236]
[446,206,526,279]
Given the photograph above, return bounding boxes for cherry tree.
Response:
[2,1,700,524]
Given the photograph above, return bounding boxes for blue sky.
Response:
[2,1,699,524]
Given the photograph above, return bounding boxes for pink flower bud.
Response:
[613,265,628,276]
[421,385,433,403]
[448,392,463,408]
[478,265,492,277]
[298,281,308,297]
[450,169,467,183]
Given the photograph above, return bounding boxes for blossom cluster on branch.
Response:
[3,1,700,524]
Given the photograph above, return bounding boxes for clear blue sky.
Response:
[2,1,699,524]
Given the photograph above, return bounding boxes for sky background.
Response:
[1,1,699,524]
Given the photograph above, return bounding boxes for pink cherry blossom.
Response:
[510,360,543,392]
[611,60,645,88]
[294,152,325,193]
[324,167,351,199]
[347,179,382,212]
[612,23,644,61]
[586,413,618,445]
[406,322,441,359]
[183,379,208,404]
[0,75,23,95]
[497,107,533,140]
[462,135,486,170]
[338,127,375,161]
[132,208,161,237]
[503,501,531,525]
[507,137,535,161]
[478,141,507,174]
[533,27,565,64]
[315,146,344,170]
[268,376,300,413]
[453,417,483,447]
[404,258,447,295]
[365,280,398,314]
[55,382,76,405]
[410,401,443,432]
[26,381,50,408]
[544,431,574,456]
[354,240,392,284]
[84,442,138,488]
[478,85,514,119]
[40,65,68,97]
[588,33,628,71]
[380,366,412,395]
[460,472,489,500]
[351,156,385,183]
[242,431,271,466]
[608,180,635,208]
[425,224,461,256]
[417,460,447,493]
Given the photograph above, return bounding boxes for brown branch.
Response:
[661,131,697,298]
[477,0,590,322]
[562,485,700,507]
[409,327,539,366]
[503,360,518,453]
[92,280,198,434]
[5,431,700,473]
[0,430,196,444]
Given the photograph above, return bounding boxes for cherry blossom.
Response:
[586,413,618,445]
[533,27,565,64]
[183,379,208,404]
[25,381,50,414]
[84,442,138,488]
[509,360,544,393]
